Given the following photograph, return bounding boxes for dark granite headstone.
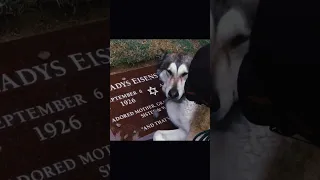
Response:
[0,20,110,179]
[110,65,175,141]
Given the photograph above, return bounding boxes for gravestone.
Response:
[110,65,176,141]
[0,20,110,179]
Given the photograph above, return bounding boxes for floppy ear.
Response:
[155,49,168,61]
[155,48,168,68]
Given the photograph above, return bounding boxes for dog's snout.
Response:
[169,88,179,99]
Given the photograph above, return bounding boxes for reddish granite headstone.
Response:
[0,20,110,179]
[110,65,176,141]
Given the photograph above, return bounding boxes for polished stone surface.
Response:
[110,65,175,141]
[0,20,109,179]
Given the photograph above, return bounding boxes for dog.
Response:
[210,0,260,122]
[152,52,210,141]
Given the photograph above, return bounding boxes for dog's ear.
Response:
[155,49,168,68]
[155,49,168,61]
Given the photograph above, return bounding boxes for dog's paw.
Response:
[153,131,166,141]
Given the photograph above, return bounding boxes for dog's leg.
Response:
[153,129,187,141]
[186,105,211,140]
[186,129,200,141]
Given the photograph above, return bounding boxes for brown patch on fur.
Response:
[186,104,210,140]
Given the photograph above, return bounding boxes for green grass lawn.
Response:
[110,39,210,68]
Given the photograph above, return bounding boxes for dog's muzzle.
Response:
[168,88,179,99]
[166,93,186,103]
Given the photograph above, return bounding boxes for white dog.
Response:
[210,0,259,121]
[153,52,210,141]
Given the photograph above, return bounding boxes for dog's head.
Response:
[156,50,192,101]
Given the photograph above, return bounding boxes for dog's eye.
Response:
[166,70,173,76]
[181,72,188,77]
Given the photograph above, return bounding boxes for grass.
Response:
[0,1,109,42]
[110,39,210,68]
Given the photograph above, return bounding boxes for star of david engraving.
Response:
[147,86,158,96]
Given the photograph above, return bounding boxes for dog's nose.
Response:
[169,89,179,99]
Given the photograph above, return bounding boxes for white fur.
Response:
[160,63,189,100]
[216,8,250,47]
[215,40,249,121]
[168,63,177,74]
[153,129,187,141]
[177,64,188,75]
[211,6,253,121]
[154,62,196,141]
[153,99,198,141]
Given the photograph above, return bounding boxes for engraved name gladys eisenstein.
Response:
[110,72,158,91]
[110,73,159,108]
[0,48,109,93]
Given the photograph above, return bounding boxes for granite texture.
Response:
[210,106,320,180]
